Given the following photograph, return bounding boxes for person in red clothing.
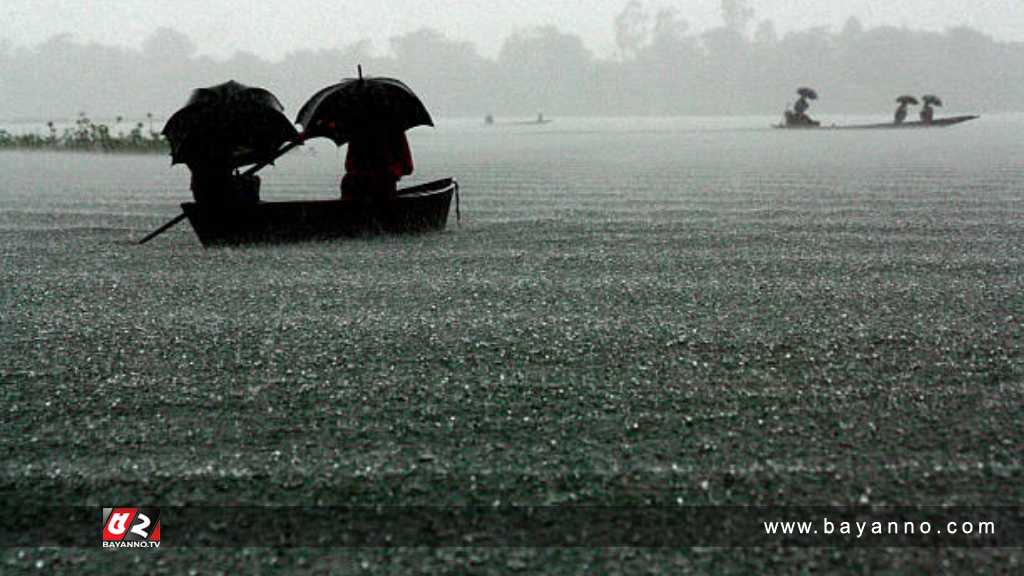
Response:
[340,130,413,204]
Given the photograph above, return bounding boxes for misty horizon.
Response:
[3,2,1023,122]
[5,0,1024,61]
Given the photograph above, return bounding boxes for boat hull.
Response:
[774,115,979,130]
[182,178,457,246]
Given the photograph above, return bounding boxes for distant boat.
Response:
[484,117,553,126]
[774,115,979,130]
[512,113,551,126]
[181,178,458,247]
[510,118,553,126]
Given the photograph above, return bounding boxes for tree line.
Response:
[0,113,165,152]
[1,1,1021,122]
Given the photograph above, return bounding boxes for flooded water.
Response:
[1,114,1020,236]
[4,114,1023,493]
[3,114,1023,576]
[5,105,1022,576]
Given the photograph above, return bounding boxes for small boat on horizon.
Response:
[486,117,554,126]
[513,115,553,125]
[486,113,552,126]
[774,115,979,130]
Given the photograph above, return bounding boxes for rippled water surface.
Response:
[1,115,1020,232]
[2,116,1022,571]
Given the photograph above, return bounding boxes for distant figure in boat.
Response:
[484,114,494,125]
[784,87,820,126]
[189,160,260,208]
[920,95,942,124]
[341,130,413,205]
[894,95,919,125]
[894,105,907,125]
[537,112,545,124]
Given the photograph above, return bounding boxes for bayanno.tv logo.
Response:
[102,508,161,549]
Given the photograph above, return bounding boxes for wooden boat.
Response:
[774,115,979,130]
[181,178,458,246]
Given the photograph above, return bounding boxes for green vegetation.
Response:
[0,112,166,153]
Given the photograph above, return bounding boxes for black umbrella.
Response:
[797,87,818,100]
[162,80,298,168]
[295,66,433,146]
[922,95,943,107]
[896,95,919,105]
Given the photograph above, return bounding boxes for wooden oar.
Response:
[138,212,187,245]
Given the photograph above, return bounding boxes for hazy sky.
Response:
[3,0,1021,60]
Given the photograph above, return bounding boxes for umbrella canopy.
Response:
[162,80,299,168]
[922,95,943,107]
[796,87,818,100]
[295,68,433,146]
[896,95,920,105]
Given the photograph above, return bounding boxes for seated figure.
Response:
[784,109,819,127]
[190,162,260,208]
[784,95,819,126]
[894,103,909,125]
[340,131,413,205]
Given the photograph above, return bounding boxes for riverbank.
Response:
[0,113,166,154]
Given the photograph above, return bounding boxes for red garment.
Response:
[344,132,413,180]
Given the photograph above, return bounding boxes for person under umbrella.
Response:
[296,66,433,207]
[163,80,298,209]
[920,95,942,123]
[340,128,413,204]
[894,95,919,125]
[785,87,819,126]
[139,81,299,245]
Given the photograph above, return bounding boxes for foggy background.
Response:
[1,0,1022,121]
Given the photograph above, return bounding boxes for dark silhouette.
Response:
[139,80,296,245]
[294,67,432,207]
[179,178,457,246]
[189,164,260,208]
[894,106,906,124]
[784,87,819,126]
[920,94,942,123]
[894,95,919,124]
[341,131,413,204]
[162,80,296,206]
[188,162,233,206]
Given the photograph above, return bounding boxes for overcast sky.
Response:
[3,0,1021,60]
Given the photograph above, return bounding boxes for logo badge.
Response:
[102,508,161,548]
